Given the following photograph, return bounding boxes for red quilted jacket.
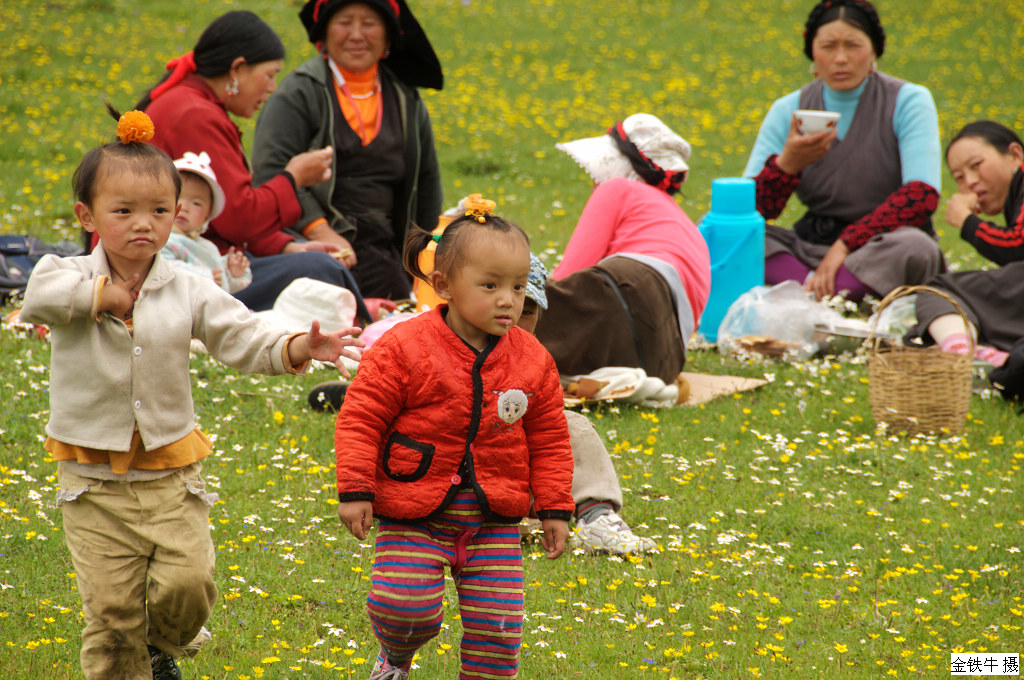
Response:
[335,307,574,523]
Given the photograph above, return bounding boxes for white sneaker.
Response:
[181,626,212,658]
[574,511,657,554]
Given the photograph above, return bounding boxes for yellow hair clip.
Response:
[462,193,496,224]
[116,110,155,145]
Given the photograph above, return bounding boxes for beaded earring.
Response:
[225,76,240,98]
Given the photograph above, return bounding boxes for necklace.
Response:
[328,57,380,100]
[348,76,380,100]
[327,57,383,142]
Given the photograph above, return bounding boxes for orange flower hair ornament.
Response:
[116,111,155,145]
[463,193,497,223]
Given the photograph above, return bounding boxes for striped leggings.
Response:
[368,489,524,679]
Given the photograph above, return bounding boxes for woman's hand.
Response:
[540,519,570,559]
[282,239,355,269]
[945,192,979,230]
[292,240,355,268]
[775,115,837,176]
[806,239,850,300]
[337,501,374,540]
[285,146,334,188]
[305,223,358,268]
[281,240,342,256]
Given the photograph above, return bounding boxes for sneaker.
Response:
[308,381,349,412]
[181,625,212,658]
[148,645,182,680]
[574,511,658,554]
[369,648,411,680]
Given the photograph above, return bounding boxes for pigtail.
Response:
[403,225,439,284]
[105,102,122,124]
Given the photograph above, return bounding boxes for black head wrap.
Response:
[194,11,285,76]
[299,0,401,45]
[804,0,885,60]
[298,0,443,90]
[139,11,284,109]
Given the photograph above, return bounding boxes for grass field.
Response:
[2,0,1024,678]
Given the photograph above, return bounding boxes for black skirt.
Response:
[909,261,1024,351]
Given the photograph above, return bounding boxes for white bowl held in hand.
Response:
[794,109,841,135]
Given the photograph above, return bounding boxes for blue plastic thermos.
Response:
[698,177,765,342]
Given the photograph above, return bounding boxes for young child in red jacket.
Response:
[334,197,574,680]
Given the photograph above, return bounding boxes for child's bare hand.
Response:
[337,501,374,540]
[212,268,224,285]
[540,519,570,559]
[306,320,364,376]
[100,274,139,318]
[226,247,249,278]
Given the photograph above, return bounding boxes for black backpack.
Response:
[0,235,83,303]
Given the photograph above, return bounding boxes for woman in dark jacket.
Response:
[252,0,443,301]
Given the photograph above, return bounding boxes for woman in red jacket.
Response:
[335,200,573,680]
[138,10,368,316]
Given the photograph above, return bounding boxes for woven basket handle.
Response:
[868,284,975,356]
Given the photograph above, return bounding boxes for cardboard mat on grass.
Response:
[676,371,768,405]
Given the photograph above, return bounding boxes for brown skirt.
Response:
[535,256,685,383]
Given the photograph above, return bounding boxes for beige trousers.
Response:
[58,463,218,680]
[565,411,624,510]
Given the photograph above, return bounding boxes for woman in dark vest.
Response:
[252,0,443,303]
[743,0,943,301]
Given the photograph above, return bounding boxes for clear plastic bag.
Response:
[870,293,916,339]
[716,281,833,361]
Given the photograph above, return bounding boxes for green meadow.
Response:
[2,1,1024,678]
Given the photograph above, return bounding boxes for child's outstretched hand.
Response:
[540,519,570,559]
[302,320,365,376]
[337,501,373,540]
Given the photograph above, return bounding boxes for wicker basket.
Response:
[867,285,973,435]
